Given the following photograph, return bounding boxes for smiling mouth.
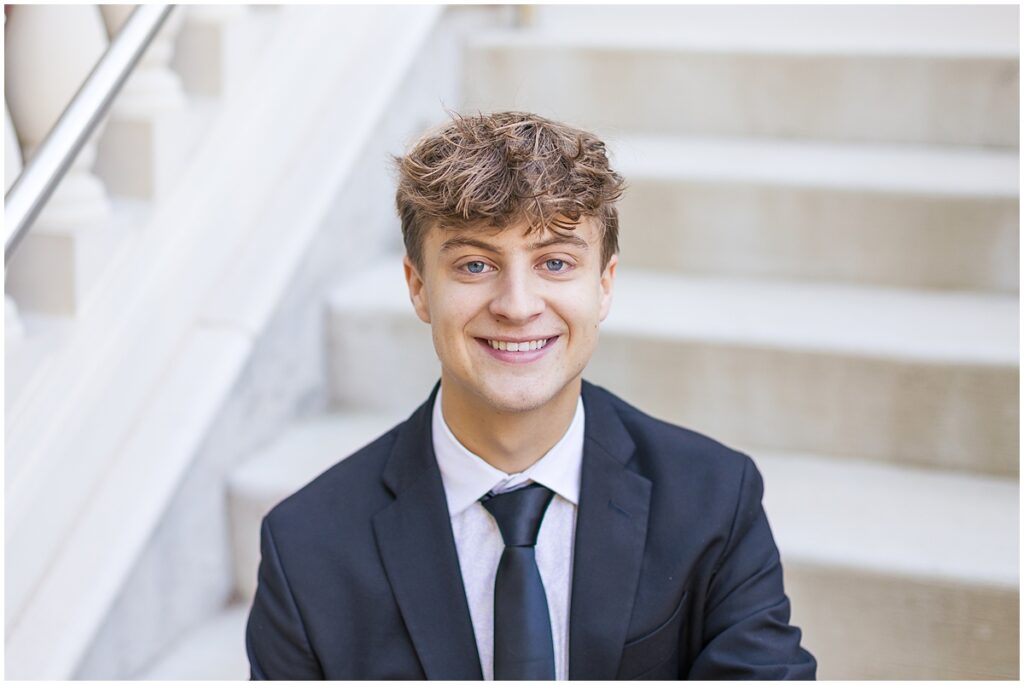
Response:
[474,336,560,359]
[479,337,556,352]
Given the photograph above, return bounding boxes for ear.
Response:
[403,255,431,324]
[598,253,617,322]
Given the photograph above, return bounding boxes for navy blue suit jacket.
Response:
[246,380,816,679]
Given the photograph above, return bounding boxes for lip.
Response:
[475,336,559,364]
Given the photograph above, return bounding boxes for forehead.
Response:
[429,217,598,254]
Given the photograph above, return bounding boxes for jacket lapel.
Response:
[569,381,653,680]
[372,384,483,680]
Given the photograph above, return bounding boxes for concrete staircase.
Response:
[611,136,1018,291]
[146,6,1018,679]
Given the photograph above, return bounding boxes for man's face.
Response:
[404,217,617,415]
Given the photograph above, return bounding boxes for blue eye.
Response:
[545,259,566,272]
[465,261,487,274]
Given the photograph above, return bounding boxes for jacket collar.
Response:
[373,380,651,680]
[373,382,483,679]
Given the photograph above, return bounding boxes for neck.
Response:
[440,376,581,474]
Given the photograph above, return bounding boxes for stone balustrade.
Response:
[5,5,113,316]
[4,6,278,679]
[4,4,257,319]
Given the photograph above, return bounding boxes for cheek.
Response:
[432,287,486,339]
[560,288,604,336]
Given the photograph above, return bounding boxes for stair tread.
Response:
[327,261,1018,365]
[754,449,1018,587]
[228,410,408,498]
[139,603,249,679]
[481,6,1018,57]
[610,135,1019,197]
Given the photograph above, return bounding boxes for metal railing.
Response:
[4,5,174,265]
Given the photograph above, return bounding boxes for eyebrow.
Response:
[439,234,590,254]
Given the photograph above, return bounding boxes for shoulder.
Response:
[585,382,770,572]
[586,381,756,495]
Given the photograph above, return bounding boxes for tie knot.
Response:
[481,482,555,548]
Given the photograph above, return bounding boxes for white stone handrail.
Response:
[4,4,173,264]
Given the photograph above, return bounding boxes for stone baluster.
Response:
[99,5,186,115]
[94,5,187,200]
[6,102,26,338]
[173,5,253,98]
[4,104,21,194]
[5,5,114,316]
[4,10,21,337]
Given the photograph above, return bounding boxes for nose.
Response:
[488,269,544,324]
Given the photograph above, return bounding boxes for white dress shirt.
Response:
[432,384,584,681]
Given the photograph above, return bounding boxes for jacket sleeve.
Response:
[688,456,817,680]
[246,517,325,680]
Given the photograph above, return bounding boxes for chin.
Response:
[477,387,551,414]
[476,375,579,415]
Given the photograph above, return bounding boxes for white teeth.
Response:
[487,338,550,352]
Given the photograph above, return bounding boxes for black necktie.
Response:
[480,482,557,680]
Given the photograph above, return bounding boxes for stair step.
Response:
[603,270,1015,363]
[614,136,1018,196]
[756,450,1016,586]
[462,24,1018,147]
[753,450,1018,679]
[326,260,1018,475]
[227,410,408,599]
[138,603,249,680]
[529,5,1018,57]
[612,135,1018,291]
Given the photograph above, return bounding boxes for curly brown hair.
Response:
[395,111,625,273]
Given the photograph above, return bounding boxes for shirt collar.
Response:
[432,383,585,516]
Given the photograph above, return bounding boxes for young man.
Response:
[246,112,816,680]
